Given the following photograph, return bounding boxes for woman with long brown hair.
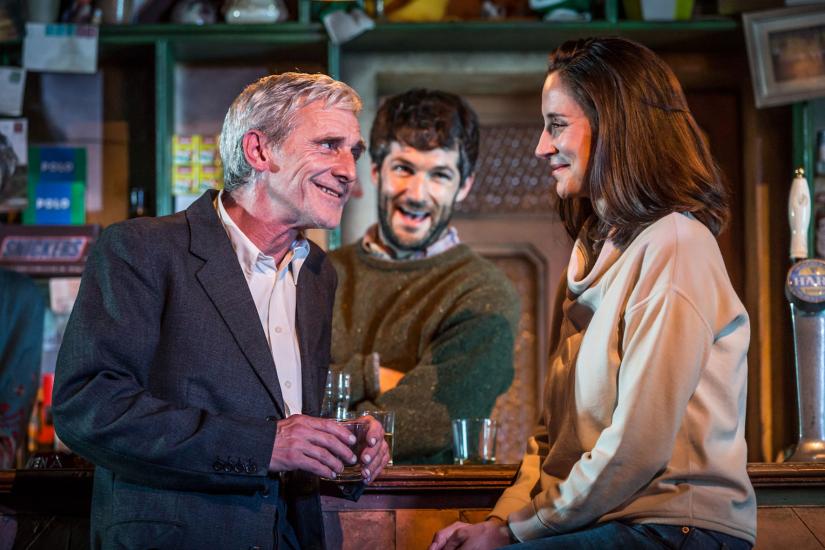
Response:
[430,36,755,550]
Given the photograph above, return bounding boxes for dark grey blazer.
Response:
[53,190,337,550]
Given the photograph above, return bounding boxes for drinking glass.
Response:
[336,419,368,481]
[451,418,498,465]
[321,370,352,420]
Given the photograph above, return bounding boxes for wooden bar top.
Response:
[2,462,825,501]
[4,462,825,548]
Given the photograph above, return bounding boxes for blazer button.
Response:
[249,546,261,550]
[234,462,244,473]
[265,416,278,422]
[213,460,224,472]
[246,460,258,474]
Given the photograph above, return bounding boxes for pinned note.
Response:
[23,23,98,74]
[0,67,25,116]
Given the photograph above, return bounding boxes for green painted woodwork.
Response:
[155,40,174,217]
[99,22,325,43]
[327,41,342,250]
[605,0,618,23]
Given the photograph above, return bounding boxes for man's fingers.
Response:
[272,416,360,473]
[271,446,338,479]
[363,416,384,447]
[297,453,340,479]
[312,416,360,445]
[305,429,357,464]
[280,416,356,463]
[300,442,346,474]
[361,439,390,482]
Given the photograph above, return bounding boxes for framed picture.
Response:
[744,6,825,108]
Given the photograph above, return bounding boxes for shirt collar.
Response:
[215,191,309,284]
[361,223,460,261]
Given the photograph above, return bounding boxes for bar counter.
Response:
[3,463,825,548]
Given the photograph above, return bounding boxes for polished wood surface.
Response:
[4,463,825,549]
[5,463,820,501]
[4,462,825,495]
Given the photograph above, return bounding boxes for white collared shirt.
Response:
[214,191,309,416]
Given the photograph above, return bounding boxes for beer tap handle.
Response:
[790,167,811,261]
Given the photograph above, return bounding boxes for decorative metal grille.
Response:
[457,124,557,215]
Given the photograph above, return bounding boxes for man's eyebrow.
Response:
[391,155,415,165]
[390,154,456,173]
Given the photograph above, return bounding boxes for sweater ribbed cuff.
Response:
[508,500,559,541]
[488,495,531,525]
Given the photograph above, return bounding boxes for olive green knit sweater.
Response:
[329,243,520,464]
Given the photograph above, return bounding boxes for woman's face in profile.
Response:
[536,72,592,200]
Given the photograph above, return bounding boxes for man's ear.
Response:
[455,174,475,203]
[370,163,380,188]
[242,130,277,173]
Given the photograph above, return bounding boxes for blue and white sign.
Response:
[787,259,825,304]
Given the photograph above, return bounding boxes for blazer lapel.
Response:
[186,191,286,418]
[297,245,326,417]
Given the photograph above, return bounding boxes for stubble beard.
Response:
[377,177,457,254]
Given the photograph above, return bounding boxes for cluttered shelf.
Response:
[0,21,326,49]
[98,21,326,43]
[342,17,741,52]
[0,16,741,52]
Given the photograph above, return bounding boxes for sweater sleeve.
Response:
[53,224,276,494]
[372,280,520,462]
[507,286,713,540]
[488,421,549,521]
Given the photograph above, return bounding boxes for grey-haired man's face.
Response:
[258,100,363,230]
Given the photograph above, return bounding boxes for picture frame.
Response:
[744,6,825,108]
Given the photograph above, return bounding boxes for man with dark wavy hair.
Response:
[330,89,519,464]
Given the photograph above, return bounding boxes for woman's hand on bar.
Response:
[429,517,510,550]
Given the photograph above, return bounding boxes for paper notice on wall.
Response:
[0,68,25,116]
[23,23,98,74]
[49,277,81,314]
[0,118,28,212]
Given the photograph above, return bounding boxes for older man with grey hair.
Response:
[53,72,389,550]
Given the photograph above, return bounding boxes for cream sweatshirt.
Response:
[489,212,756,544]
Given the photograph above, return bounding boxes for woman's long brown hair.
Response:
[548,37,730,249]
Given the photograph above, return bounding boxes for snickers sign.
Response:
[0,224,99,277]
